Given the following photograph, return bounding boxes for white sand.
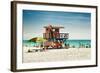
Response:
[22,47,91,63]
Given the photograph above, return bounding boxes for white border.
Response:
[17,3,96,69]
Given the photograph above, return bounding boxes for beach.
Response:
[22,47,91,63]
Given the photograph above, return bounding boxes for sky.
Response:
[23,10,91,40]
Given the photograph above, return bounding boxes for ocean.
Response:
[65,40,91,48]
[23,40,91,48]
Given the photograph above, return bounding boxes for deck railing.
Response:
[43,33,69,39]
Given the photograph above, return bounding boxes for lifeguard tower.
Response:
[43,25,69,43]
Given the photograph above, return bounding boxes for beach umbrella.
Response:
[29,37,37,42]
[30,37,47,49]
[29,37,47,47]
[36,37,47,43]
[29,37,46,43]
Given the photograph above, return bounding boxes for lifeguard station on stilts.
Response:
[43,25,69,49]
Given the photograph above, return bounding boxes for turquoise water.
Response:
[64,40,91,48]
[23,40,91,48]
